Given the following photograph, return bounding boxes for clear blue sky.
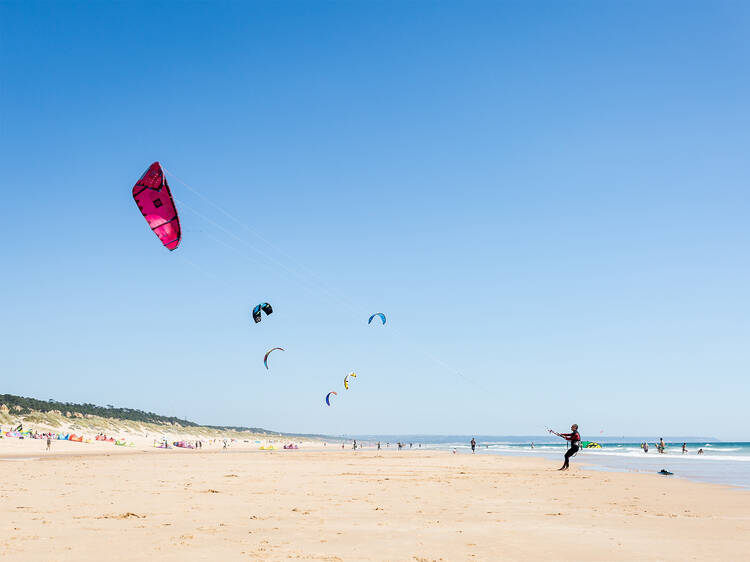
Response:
[1,1,748,439]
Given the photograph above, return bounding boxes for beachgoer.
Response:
[659,437,665,453]
[531,442,535,449]
[682,443,687,454]
[644,442,649,453]
[470,438,476,453]
[549,424,580,470]
[377,442,381,450]
[697,448,704,455]
[46,436,51,451]
[353,440,357,450]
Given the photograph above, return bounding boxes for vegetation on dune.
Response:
[0,393,199,427]
[0,394,276,435]
[0,394,328,440]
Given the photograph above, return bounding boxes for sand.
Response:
[1,443,748,561]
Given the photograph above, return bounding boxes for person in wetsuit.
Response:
[470,438,476,453]
[549,424,580,470]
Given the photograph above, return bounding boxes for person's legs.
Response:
[561,445,579,469]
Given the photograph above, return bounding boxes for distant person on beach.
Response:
[46,436,51,451]
[549,424,580,471]
[643,442,649,453]
[377,442,381,450]
[470,438,476,453]
[353,440,357,450]
[531,442,534,449]
[698,448,704,455]
[682,443,687,454]
[659,438,665,453]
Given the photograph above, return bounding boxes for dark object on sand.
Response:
[658,469,673,475]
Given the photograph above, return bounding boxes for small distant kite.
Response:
[132,162,181,250]
[325,391,337,406]
[263,347,284,370]
[344,372,357,390]
[368,313,386,325]
[252,303,273,324]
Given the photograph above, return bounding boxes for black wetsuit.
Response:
[562,431,580,469]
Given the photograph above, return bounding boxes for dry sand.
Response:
[1,444,748,561]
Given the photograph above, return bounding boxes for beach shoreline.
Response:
[1,446,748,561]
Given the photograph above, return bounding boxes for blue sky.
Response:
[1,1,748,439]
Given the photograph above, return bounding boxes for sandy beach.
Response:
[1,444,748,561]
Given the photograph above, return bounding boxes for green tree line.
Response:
[0,393,198,426]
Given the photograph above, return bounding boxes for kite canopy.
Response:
[263,347,284,370]
[368,313,386,325]
[344,372,357,390]
[325,391,337,406]
[132,162,181,250]
[252,303,273,324]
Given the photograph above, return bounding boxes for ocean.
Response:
[347,435,750,489]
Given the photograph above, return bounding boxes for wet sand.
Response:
[1,447,748,560]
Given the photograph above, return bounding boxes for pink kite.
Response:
[132,162,181,250]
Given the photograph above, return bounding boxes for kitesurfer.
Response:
[549,424,580,470]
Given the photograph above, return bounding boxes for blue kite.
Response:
[368,313,386,325]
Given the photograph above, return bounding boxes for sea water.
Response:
[349,435,750,489]
[485,441,750,489]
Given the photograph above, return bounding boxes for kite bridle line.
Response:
[165,166,364,315]
[164,169,496,397]
[181,216,377,339]
[174,197,335,305]
[175,252,234,290]
[173,195,365,320]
